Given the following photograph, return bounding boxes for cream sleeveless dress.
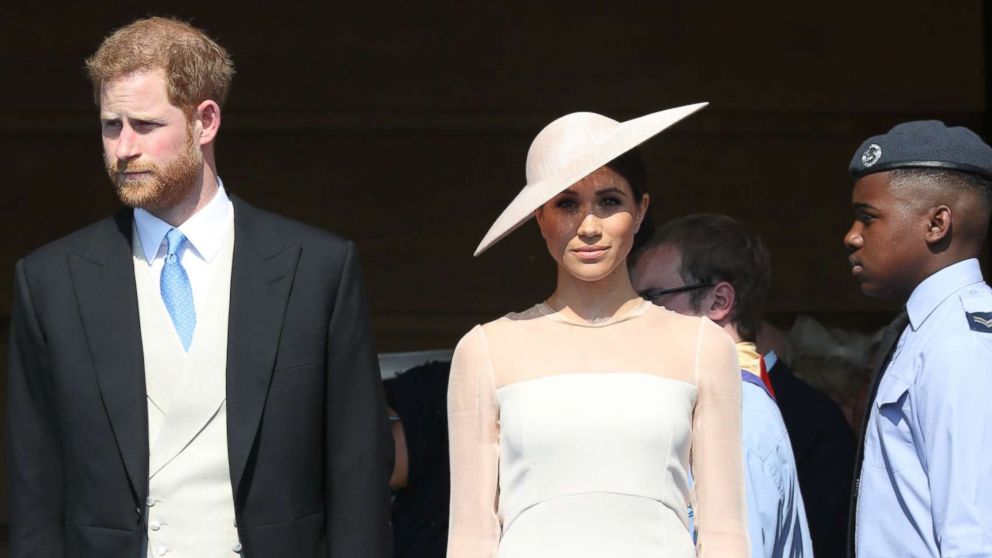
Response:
[446,301,749,558]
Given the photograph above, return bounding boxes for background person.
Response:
[785,316,877,431]
[630,213,813,558]
[757,319,858,558]
[385,360,452,558]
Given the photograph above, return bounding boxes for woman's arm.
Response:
[446,326,501,558]
[691,318,750,557]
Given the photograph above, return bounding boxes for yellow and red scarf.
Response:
[736,342,776,400]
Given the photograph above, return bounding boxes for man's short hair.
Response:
[85,16,235,115]
[637,213,771,342]
[889,167,992,210]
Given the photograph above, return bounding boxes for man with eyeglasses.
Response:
[630,213,813,558]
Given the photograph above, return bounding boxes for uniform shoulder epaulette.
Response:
[960,287,992,333]
[969,311,992,333]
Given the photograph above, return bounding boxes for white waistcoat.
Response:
[133,219,241,557]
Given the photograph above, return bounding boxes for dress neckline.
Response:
[495,370,699,394]
[536,298,651,328]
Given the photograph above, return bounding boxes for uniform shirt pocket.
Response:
[867,377,915,472]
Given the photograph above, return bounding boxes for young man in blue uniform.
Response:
[845,121,992,557]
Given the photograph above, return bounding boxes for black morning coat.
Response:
[6,196,394,558]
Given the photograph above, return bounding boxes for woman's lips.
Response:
[572,246,609,261]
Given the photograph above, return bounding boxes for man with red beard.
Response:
[6,17,393,558]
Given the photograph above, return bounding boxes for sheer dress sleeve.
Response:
[446,326,500,558]
[691,318,750,557]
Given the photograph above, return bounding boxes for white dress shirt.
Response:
[133,182,234,317]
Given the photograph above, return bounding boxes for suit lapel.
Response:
[68,210,149,503]
[225,197,301,498]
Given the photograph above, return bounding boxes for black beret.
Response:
[849,120,992,181]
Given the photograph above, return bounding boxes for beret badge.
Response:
[862,144,882,167]
[849,120,992,180]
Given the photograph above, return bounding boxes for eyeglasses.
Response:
[639,283,715,302]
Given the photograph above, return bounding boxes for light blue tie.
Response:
[160,229,196,351]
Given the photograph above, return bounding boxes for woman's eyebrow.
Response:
[596,187,628,197]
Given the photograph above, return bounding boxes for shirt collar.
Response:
[133,180,233,264]
[763,350,779,371]
[906,258,984,330]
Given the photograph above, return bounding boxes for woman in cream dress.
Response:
[447,104,749,558]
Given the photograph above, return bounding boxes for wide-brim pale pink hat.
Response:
[474,102,708,256]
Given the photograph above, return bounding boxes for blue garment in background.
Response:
[741,377,814,557]
[689,345,813,557]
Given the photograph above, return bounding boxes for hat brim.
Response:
[474,102,708,256]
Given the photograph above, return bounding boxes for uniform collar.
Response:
[906,258,984,330]
[133,180,232,264]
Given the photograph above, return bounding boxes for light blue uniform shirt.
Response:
[689,344,813,557]
[741,373,814,557]
[856,258,992,557]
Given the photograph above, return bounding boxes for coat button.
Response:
[156,544,168,556]
[149,520,161,531]
[146,496,156,507]
[233,542,243,553]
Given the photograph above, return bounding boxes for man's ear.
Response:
[706,281,735,323]
[925,205,952,246]
[193,100,221,146]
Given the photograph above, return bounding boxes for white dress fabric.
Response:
[447,300,749,558]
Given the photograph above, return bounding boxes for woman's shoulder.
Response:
[640,302,712,329]
[637,305,732,363]
[478,303,551,333]
[453,304,547,349]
